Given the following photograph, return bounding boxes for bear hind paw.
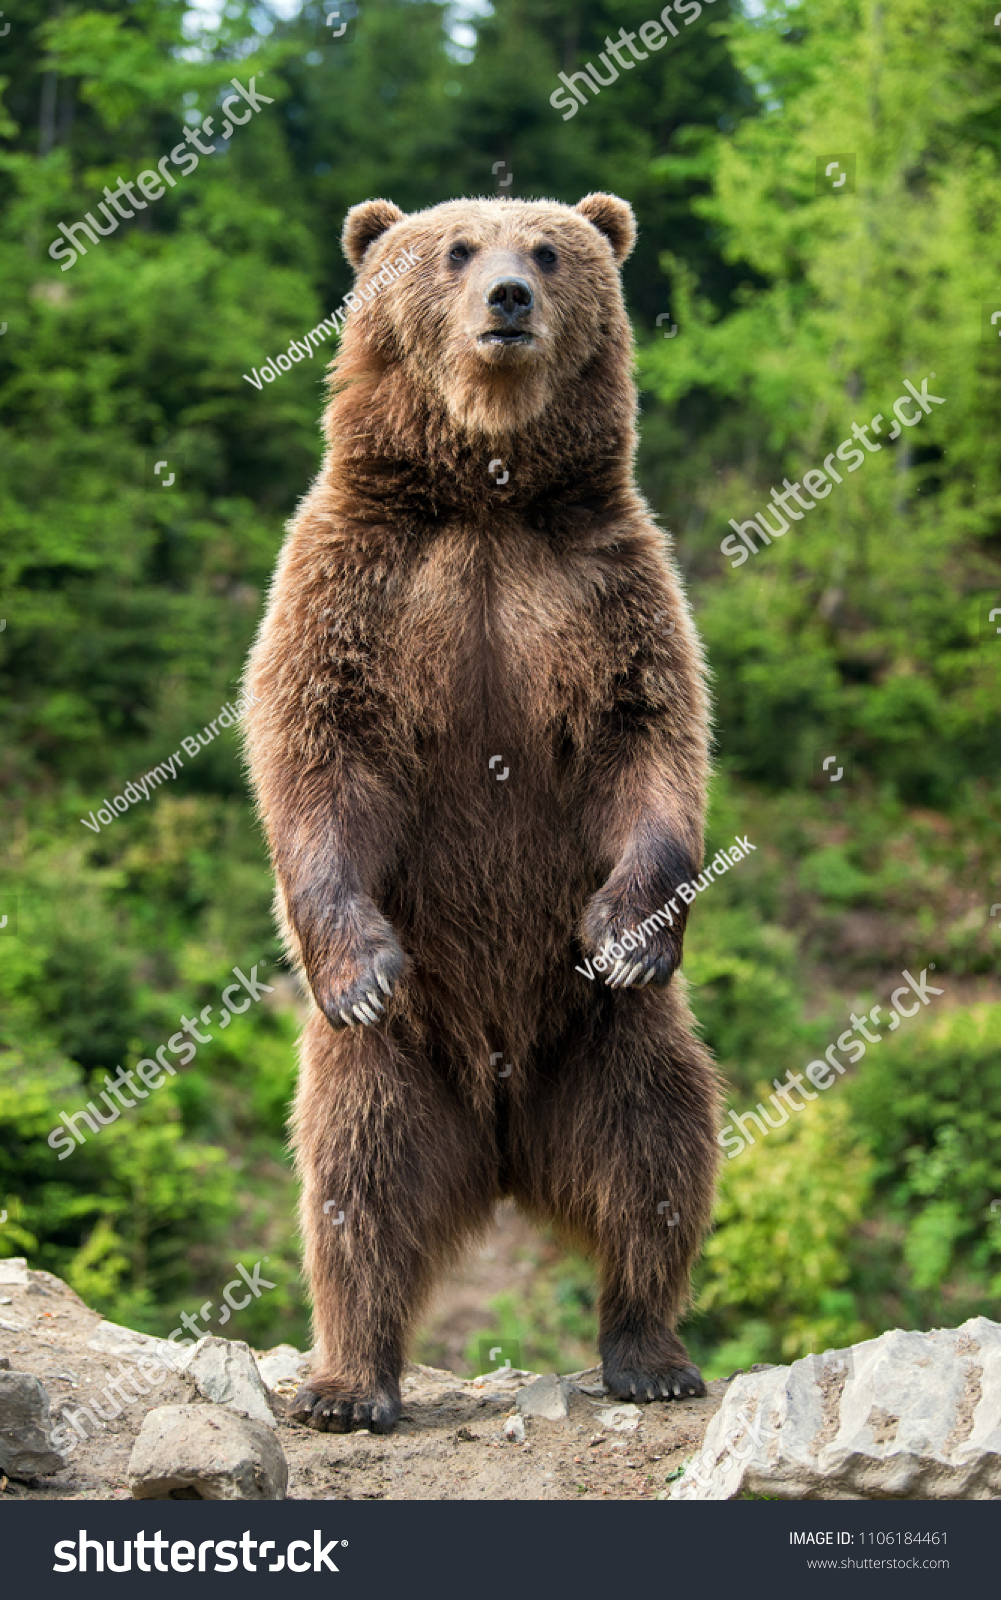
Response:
[602,1360,706,1404]
[289,1379,401,1434]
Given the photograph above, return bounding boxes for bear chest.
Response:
[386,525,612,746]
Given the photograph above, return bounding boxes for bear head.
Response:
[329,193,637,467]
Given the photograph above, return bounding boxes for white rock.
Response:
[516,1374,570,1421]
[87,1318,149,1347]
[128,1404,287,1500]
[671,1318,1001,1501]
[468,1367,535,1386]
[0,1371,66,1479]
[174,1336,275,1429]
[255,1344,308,1391]
[86,1320,183,1367]
[503,1414,526,1443]
[0,1258,28,1287]
[595,1404,641,1433]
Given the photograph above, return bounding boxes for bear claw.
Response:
[323,944,403,1030]
[602,951,677,989]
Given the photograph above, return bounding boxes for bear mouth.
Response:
[477,329,533,346]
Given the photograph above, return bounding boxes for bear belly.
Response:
[371,709,599,1054]
[399,749,592,959]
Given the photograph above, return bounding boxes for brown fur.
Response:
[243,194,720,1433]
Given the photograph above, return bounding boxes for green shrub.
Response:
[690,1094,873,1375]
[0,1038,239,1325]
[847,1003,1001,1319]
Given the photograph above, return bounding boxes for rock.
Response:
[128,1404,288,1500]
[594,1404,641,1433]
[0,1370,66,1479]
[0,1258,28,1288]
[566,1366,608,1398]
[87,1320,183,1369]
[516,1374,570,1422]
[174,1337,275,1429]
[503,1414,526,1443]
[671,1317,1001,1501]
[255,1343,309,1391]
[467,1366,535,1387]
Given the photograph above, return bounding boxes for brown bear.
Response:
[243,193,719,1434]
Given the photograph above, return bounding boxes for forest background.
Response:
[1,0,999,1379]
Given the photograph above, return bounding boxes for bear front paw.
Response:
[583,907,682,990]
[582,874,689,990]
[311,926,405,1030]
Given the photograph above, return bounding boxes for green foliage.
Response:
[455,1243,599,1378]
[692,1095,874,1375]
[684,896,806,1098]
[847,1004,1001,1317]
[643,0,1001,804]
[0,829,300,1339]
[0,1036,237,1321]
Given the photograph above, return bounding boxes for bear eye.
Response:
[449,242,471,263]
[535,245,558,266]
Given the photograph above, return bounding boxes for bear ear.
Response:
[341,199,406,269]
[575,193,636,264]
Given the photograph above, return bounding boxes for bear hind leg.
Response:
[291,1016,497,1433]
[513,1000,719,1404]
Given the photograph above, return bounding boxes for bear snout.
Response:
[478,274,536,353]
[484,275,534,320]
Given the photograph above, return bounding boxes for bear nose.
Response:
[485,276,534,320]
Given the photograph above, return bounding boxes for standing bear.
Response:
[243,193,719,1433]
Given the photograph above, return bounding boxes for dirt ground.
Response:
[0,1263,731,1502]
